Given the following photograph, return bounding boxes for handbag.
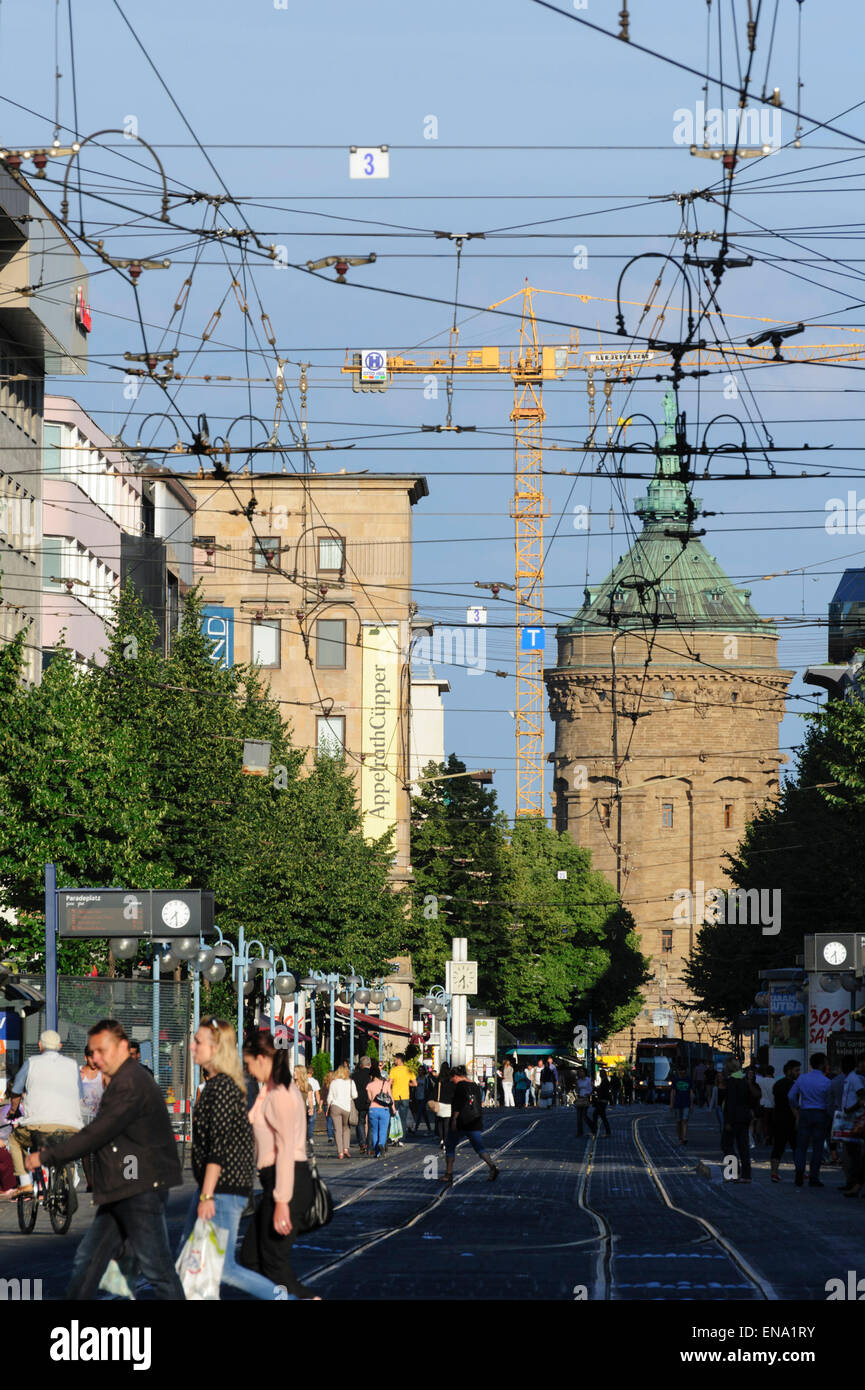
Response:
[372,1080,394,1112]
[429,1080,451,1119]
[295,1136,334,1233]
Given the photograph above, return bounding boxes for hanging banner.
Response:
[361,623,400,841]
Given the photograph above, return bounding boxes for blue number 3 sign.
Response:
[364,152,375,175]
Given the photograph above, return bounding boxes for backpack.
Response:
[458,1082,483,1126]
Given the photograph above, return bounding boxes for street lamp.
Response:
[425,986,452,1064]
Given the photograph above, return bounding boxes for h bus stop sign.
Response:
[57,888,215,941]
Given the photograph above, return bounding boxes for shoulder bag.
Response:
[295,1134,334,1233]
[430,1079,451,1120]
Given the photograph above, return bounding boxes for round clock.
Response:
[161,899,191,931]
[823,940,847,966]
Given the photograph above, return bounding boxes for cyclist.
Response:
[7,1030,83,1199]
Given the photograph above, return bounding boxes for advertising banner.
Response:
[361,623,400,841]
[768,980,806,1075]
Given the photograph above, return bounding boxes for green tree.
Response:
[407,755,510,995]
[682,698,865,1026]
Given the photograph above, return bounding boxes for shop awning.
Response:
[334,1006,412,1037]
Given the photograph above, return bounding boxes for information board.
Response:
[57,889,215,940]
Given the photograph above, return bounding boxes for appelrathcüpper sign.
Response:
[361,623,400,841]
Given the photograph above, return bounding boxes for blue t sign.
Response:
[520,626,545,651]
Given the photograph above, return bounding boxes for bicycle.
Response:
[17,1132,75,1235]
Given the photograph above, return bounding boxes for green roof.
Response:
[561,392,775,638]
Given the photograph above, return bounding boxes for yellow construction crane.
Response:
[344,288,865,819]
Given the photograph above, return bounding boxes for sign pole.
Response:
[44,863,58,1031]
[152,951,160,1084]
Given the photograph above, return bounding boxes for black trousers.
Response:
[240,1163,316,1299]
[576,1103,595,1137]
[356,1108,369,1148]
[723,1121,751,1179]
[592,1100,611,1135]
[771,1117,795,1162]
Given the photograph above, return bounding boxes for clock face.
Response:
[823,940,847,966]
[162,899,191,931]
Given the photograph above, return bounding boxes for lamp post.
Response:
[338,971,365,1069]
[425,986,452,1065]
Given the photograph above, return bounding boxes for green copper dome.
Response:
[561,392,775,637]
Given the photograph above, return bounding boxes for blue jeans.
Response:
[65,1189,184,1300]
[445,1128,487,1157]
[179,1190,295,1300]
[396,1099,411,1139]
[795,1109,829,1180]
[369,1107,390,1153]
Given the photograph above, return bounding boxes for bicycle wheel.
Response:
[48,1167,72,1235]
[17,1187,38,1233]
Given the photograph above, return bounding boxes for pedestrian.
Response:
[670,1064,692,1145]
[744,1065,762,1149]
[755,1065,776,1147]
[502,1057,515,1107]
[438,1065,499,1185]
[241,1032,318,1300]
[721,1058,754,1182]
[78,1042,106,1192]
[514,1065,530,1108]
[326,1060,358,1159]
[769,1059,801,1182]
[128,1041,152,1074]
[177,1017,292,1299]
[293,1064,318,1142]
[430,1062,455,1148]
[413,1065,434,1134]
[593,1068,612,1137]
[389,1053,413,1143]
[366,1066,394,1158]
[0,1082,17,1194]
[546,1057,560,1106]
[352,1055,372,1152]
[609,1071,621,1107]
[840,1058,865,1197]
[24,1019,184,1299]
[575,1066,595,1137]
[692,1059,707,1109]
[789,1051,832,1188]
[622,1068,634,1105]
[704,1066,717,1111]
[539,1059,556,1109]
[826,1058,853,1165]
[320,1069,335,1145]
[8,1028,83,1195]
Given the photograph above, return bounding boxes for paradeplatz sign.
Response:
[57,889,215,940]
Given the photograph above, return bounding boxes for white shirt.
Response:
[328,1078,358,1111]
[842,1072,865,1111]
[756,1076,776,1108]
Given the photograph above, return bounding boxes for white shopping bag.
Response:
[175,1217,229,1301]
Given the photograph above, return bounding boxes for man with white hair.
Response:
[6,1029,83,1197]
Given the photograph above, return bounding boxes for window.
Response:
[661,929,673,954]
[317,715,345,757]
[724,802,734,829]
[316,618,346,669]
[318,535,345,571]
[661,801,674,829]
[253,536,279,570]
[251,618,280,668]
[43,423,62,472]
[42,537,63,591]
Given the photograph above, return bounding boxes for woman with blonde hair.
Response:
[177,1017,293,1299]
[326,1061,358,1159]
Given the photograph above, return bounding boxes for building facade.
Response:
[546,395,793,1051]
[0,168,88,681]
[182,470,428,881]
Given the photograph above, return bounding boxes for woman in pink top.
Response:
[241,1033,317,1300]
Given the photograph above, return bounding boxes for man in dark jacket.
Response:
[720,1058,754,1183]
[352,1055,372,1152]
[25,1017,184,1300]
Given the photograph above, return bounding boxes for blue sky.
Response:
[2,0,865,816]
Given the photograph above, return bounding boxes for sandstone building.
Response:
[545,394,793,1053]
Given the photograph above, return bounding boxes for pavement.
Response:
[1,1102,861,1300]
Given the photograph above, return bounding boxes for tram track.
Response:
[577,1110,778,1301]
[302,1113,546,1285]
